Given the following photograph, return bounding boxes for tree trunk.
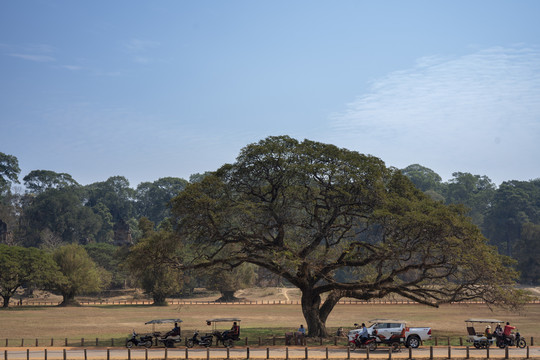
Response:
[301,289,329,337]
[2,295,11,308]
[300,288,345,338]
[59,292,80,306]
[153,294,168,306]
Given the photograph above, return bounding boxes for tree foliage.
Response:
[0,152,20,197]
[51,244,106,306]
[171,136,522,337]
[23,170,79,194]
[0,244,60,307]
[124,219,184,305]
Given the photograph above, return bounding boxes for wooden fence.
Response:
[1,345,538,360]
[11,299,540,307]
[1,335,535,348]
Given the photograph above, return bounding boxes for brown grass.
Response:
[1,302,539,341]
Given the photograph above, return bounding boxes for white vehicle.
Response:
[348,319,431,348]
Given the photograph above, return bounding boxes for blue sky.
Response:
[2,1,540,187]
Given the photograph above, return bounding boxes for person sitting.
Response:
[168,322,180,337]
[223,322,240,340]
[359,323,369,344]
[298,325,306,335]
[484,325,492,339]
[503,322,516,342]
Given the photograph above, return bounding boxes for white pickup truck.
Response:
[348,319,432,348]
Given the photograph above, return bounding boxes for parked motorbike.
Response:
[496,331,527,349]
[126,331,153,348]
[186,331,213,348]
[348,333,378,351]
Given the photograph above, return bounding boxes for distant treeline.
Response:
[1,153,539,303]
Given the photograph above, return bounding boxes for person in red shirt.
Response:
[503,322,516,341]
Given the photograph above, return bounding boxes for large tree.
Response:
[51,244,106,306]
[171,136,523,337]
[0,244,60,307]
[124,219,184,305]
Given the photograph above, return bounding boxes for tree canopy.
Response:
[171,136,523,337]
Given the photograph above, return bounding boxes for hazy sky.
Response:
[2,1,540,187]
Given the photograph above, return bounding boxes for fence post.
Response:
[505,345,509,359]
[63,349,66,360]
[111,338,114,347]
[226,347,230,359]
[259,337,262,346]
[388,346,392,359]
[435,337,438,346]
[128,348,131,360]
[26,349,29,360]
[35,339,38,347]
[486,344,490,359]
[531,337,534,346]
[6,339,8,346]
[305,347,308,359]
[247,347,250,359]
[44,349,47,360]
[466,346,469,359]
[527,346,530,359]
[347,346,350,359]
[21,339,24,347]
[165,347,168,360]
[107,349,110,360]
[146,348,149,360]
[84,349,88,360]
[267,348,270,359]
[448,345,451,359]
[429,346,433,360]
[65,338,67,347]
[96,338,98,346]
[286,347,289,360]
[81,338,84,347]
[367,346,370,359]
[408,346,412,359]
[185,347,188,359]
[447,337,450,346]
[206,347,209,360]
[334,337,337,346]
[326,347,329,359]
[273,336,276,346]
[460,337,463,346]
[4,350,6,360]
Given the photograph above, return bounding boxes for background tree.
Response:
[84,243,127,289]
[0,152,20,197]
[21,187,102,246]
[401,164,443,194]
[135,177,188,226]
[204,263,256,301]
[444,172,496,227]
[23,170,79,194]
[124,219,184,305]
[0,244,60,307]
[51,244,106,306]
[171,136,523,337]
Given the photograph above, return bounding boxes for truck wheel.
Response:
[406,336,420,348]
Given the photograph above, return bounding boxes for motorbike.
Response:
[348,333,378,351]
[126,331,153,348]
[496,331,527,349]
[186,331,214,348]
[373,329,403,352]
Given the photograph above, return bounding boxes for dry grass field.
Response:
[1,287,539,343]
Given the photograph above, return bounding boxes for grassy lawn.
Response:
[1,302,539,346]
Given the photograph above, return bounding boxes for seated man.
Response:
[223,322,240,340]
[167,322,181,337]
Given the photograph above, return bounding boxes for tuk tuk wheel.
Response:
[391,342,401,352]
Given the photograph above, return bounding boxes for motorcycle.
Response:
[186,331,213,348]
[348,333,378,351]
[126,331,153,348]
[373,329,403,352]
[496,331,527,349]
